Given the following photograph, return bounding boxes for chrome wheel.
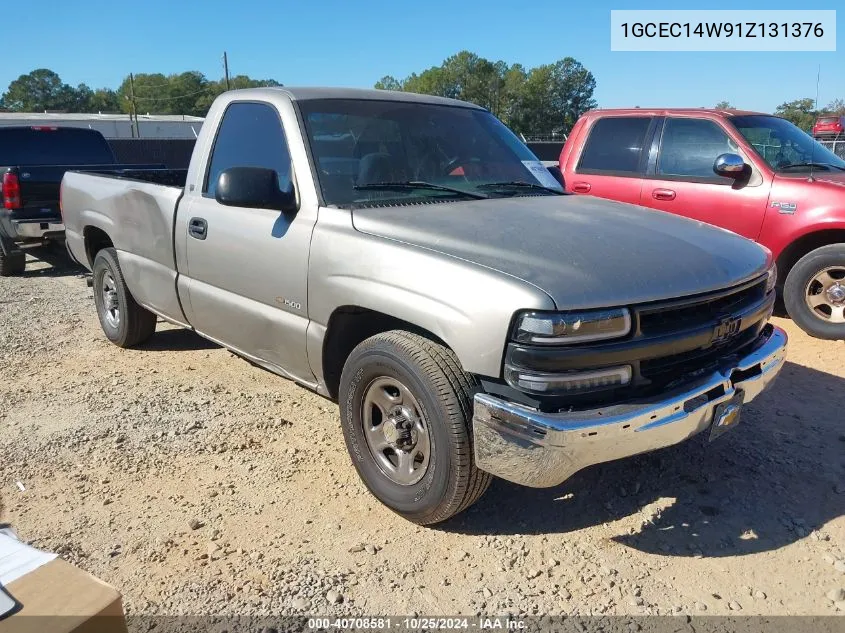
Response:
[101,270,120,328]
[805,266,845,324]
[361,376,431,486]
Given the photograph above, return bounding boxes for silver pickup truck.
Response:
[61,88,787,525]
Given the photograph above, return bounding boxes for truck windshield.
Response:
[0,127,116,166]
[729,115,845,173]
[298,98,562,207]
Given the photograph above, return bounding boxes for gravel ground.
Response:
[1,247,844,619]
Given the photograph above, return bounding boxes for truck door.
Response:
[178,100,317,384]
[640,117,769,240]
[566,115,654,205]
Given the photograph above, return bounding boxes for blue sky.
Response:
[11,0,844,113]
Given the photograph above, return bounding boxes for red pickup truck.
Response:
[559,108,845,339]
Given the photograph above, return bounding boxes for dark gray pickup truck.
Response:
[60,88,787,524]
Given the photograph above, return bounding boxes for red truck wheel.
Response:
[783,244,845,340]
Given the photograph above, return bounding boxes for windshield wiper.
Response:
[475,180,565,195]
[353,181,488,200]
[779,162,845,172]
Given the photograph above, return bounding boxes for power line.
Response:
[132,87,214,102]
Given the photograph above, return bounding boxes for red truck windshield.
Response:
[0,127,116,166]
[729,115,845,173]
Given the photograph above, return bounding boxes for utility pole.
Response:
[128,73,140,138]
[223,51,231,91]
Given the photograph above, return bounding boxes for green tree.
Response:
[823,98,845,115]
[374,75,403,91]
[715,100,735,109]
[0,68,75,111]
[774,98,817,131]
[373,52,596,136]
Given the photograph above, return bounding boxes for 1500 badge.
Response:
[275,297,302,310]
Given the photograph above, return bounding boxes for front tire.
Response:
[92,247,156,347]
[339,330,491,525]
[783,244,845,340]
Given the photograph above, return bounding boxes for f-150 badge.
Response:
[771,201,797,214]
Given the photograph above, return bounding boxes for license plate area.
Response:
[709,389,744,442]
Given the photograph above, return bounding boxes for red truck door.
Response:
[640,117,769,240]
[565,116,655,205]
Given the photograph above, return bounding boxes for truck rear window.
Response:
[577,117,652,175]
[817,117,839,124]
[0,127,115,166]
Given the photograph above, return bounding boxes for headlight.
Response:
[765,264,777,294]
[504,364,632,395]
[513,308,631,345]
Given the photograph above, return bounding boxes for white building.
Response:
[0,112,204,139]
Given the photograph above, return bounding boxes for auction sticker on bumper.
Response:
[709,390,744,442]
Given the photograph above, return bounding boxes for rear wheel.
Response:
[338,330,491,525]
[0,236,25,276]
[92,247,156,347]
[783,244,845,340]
[0,250,25,276]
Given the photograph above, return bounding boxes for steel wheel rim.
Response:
[361,376,431,486]
[101,271,120,328]
[805,266,845,324]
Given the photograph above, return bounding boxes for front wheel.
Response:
[338,330,491,525]
[92,247,157,347]
[783,243,845,339]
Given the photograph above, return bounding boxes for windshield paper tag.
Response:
[522,161,564,191]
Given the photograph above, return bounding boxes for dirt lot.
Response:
[1,248,844,618]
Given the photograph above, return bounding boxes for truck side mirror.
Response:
[215,166,297,213]
[713,153,748,179]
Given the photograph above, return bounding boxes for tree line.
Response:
[0,68,280,118]
[4,62,843,138]
[375,51,597,137]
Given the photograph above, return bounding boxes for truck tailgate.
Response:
[62,170,187,324]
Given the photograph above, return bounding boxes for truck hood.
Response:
[351,195,770,310]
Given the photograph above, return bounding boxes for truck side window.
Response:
[204,102,292,197]
[657,118,739,179]
[577,117,651,175]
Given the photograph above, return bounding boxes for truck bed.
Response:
[61,170,188,324]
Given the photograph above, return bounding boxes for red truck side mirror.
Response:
[713,153,748,179]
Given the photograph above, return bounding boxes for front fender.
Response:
[306,208,555,380]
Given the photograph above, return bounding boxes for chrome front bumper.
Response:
[12,219,65,240]
[473,325,788,488]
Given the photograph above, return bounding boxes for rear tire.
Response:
[783,244,845,340]
[92,247,156,347]
[0,250,25,276]
[338,330,491,525]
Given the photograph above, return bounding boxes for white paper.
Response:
[0,532,56,587]
[0,586,15,618]
[522,160,564,191]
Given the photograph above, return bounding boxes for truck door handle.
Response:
[188,217,208,240]
[652,188,676,201]
[571,182,591,193]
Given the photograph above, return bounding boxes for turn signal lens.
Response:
[765,264,777,294]
[504,364,632,395]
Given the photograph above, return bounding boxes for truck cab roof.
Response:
[221,86,485,110]
[581,107,769,118]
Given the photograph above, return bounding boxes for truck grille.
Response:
[637,277,767,336]
[639,323,763,386]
